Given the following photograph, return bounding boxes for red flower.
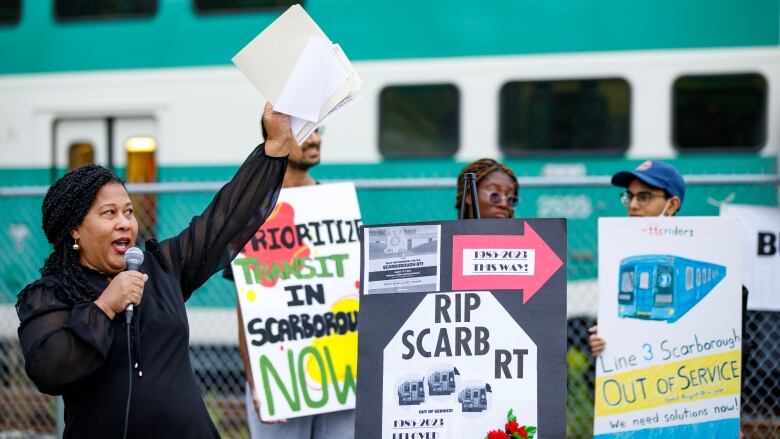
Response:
[517,426,528,439]
[505,420,521,434]
[487,430,510,439]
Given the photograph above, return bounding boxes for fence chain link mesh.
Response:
[0,177,777,438]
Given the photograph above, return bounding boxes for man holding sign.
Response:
[593,161,747,437]
[589,160,686,355]
[225,127,357,439]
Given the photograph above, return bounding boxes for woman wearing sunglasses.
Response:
[455,158,520,219]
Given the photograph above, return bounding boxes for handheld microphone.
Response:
[123,247,144,323]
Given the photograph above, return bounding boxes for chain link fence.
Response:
[0,175,778,438]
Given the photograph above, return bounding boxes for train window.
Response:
[620,271,634,293]
[673,73,767,151]
[0,0,20,25]
[695,268,701,287]
[55,0,157,21]
[379,84,459,158]
[638,272,649,289]
[500,78,630,156]
[194,0,299,13]
[68,142,95,170]
[685,267,693,290]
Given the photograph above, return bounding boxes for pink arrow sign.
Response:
[451,222,563,303]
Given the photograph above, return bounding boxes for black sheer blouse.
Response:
[16,143,286,438]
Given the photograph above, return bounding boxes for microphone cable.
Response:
[121,248,143,439]
[123,309,134,439]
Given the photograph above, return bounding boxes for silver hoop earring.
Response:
[72,239,80,251]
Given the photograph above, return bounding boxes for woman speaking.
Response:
[16,104,294,438]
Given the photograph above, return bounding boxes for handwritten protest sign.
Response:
[595,217,742,438]
[232,183,361,420]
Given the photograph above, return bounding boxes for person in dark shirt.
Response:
[15,103,294,438]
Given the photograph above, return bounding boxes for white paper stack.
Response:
[232,4,362,143]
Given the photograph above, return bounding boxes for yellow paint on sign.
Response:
[595,350,741,416]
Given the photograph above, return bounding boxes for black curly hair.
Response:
[40,165,124,305]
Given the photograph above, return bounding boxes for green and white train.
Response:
[1,0,778,321]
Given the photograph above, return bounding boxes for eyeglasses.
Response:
[620,190,667,207]
[479,190,519,207]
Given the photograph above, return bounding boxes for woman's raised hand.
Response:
[262,102,296,158]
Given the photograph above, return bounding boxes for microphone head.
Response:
[124,247,144,271]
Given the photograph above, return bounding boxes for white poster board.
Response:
[232,183,361,420]
[381,291,538,439]
[594,217,742,438]
[720,203,780,311]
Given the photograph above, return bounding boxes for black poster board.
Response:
[356,218,567,439]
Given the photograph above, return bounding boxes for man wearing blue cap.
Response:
[589,160,749,437]
[589,160,686,355]
[611,159,685,217]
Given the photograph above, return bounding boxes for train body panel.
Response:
[1,48,779,168]
[1,1,777,75]
[618,255,726,323]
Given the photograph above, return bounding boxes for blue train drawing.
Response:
[428,367,460,396]
[617,255,726,323]
[458,383,492,412]
[397,378,425,405]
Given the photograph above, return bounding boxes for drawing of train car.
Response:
[397,378,425,405]
[458,383,492,412]
[617,255,726,323]
[428,367,460,395]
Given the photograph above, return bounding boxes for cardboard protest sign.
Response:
[595,217,742,438]
[356,219,567,439]
[720,203,780,311]
[232,183,361,420]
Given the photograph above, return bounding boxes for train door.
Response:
[54,116,159,245]
[400,382,410,403]
[634,263,654,313]
[460,389,472,408]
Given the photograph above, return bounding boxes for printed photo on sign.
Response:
[363,224,441,295]
[382,291,538,439]
[232,183,361,420]
[594,217,742,438]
